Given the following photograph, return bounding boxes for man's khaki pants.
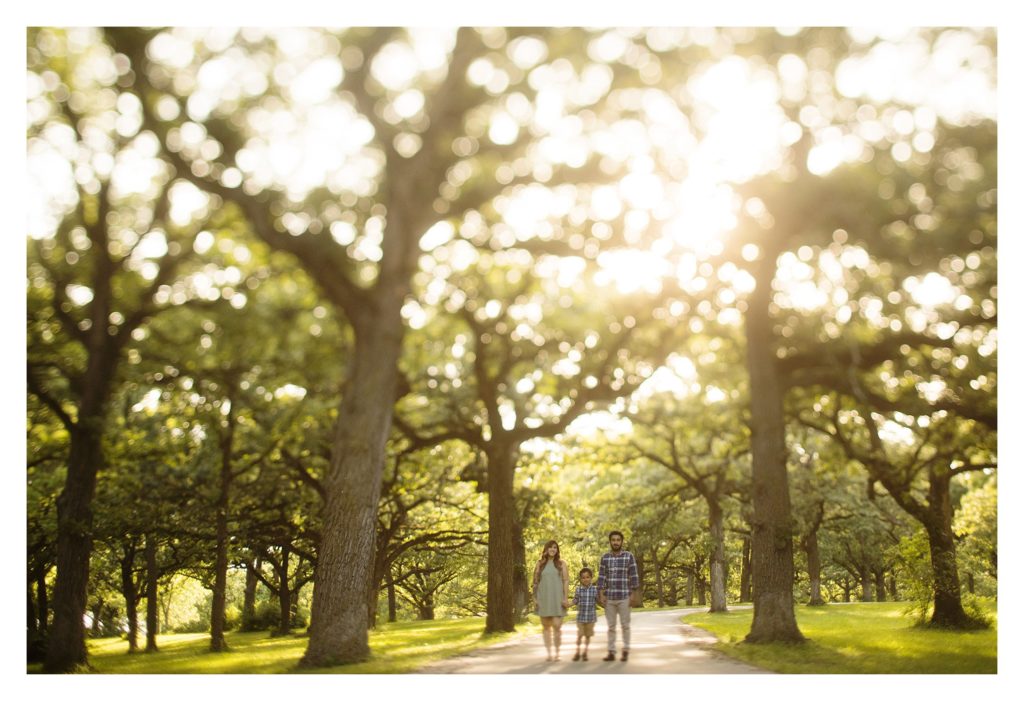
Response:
[604,597,631,652]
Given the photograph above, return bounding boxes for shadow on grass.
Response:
[28,618,543,674]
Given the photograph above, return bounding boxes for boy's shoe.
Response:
[621,650,629,662]
[582,652,588,661]
[572,652,580,661]
[603,652,616,661]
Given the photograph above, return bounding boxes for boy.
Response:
[571,567,598,661]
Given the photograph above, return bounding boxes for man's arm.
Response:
[628,553,639,590]
[596,555,607,591]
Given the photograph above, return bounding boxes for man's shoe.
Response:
[572,652,580,661]
[603,652,616,661]
[621,650,629,662]
[582,652,588,661]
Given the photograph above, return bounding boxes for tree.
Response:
[799,399,993,626]
[81,546,122,640]
[27,26,241,669]
[159,294,307,650]
[28,25,997,665]
[788,430,863,606]
[102,24,726,659]
[27,407,63,660]
[774,110,996,626]
[371,441,487,625]
[102,25,560,663]
[92,382,212,653]
[716,26,994,643]
[238,435,324,636]
[628,393,749,612]
[396,253,683,630]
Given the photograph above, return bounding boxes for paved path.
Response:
[416,607,770,674]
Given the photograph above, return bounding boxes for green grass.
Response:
[27,617,542,674]
[686,601,997,674]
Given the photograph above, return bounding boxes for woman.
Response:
[532,539,570,661]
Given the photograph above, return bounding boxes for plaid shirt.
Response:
[596,550,639,601]
[572,584,599,623]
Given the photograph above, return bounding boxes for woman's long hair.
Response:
[534,540,563,585]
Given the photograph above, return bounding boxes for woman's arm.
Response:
[533,560,543,588]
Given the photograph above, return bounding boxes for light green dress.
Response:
[536,561,566,617]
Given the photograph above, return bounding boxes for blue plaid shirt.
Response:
[596,551,639,601]
[572,584,598,623]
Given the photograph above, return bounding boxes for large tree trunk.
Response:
[484,444,518,633]
[804,530,825,606]
[924,503,971,627]
[885,470,972,627]
[927,530,968,626]
[145,534,159,652]
[44,426,103,672]
[744,253,804,643]
[708,503,728,613]
[42,245,123,671]
[685,570,694,606]
[923,474,971,627]
[300,314,404,667]
[240,556,259,631]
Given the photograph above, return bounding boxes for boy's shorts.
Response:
[577,621,595,637]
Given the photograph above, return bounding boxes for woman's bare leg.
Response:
[541,617,553,660]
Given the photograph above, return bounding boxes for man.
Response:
[596,530,639,661]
